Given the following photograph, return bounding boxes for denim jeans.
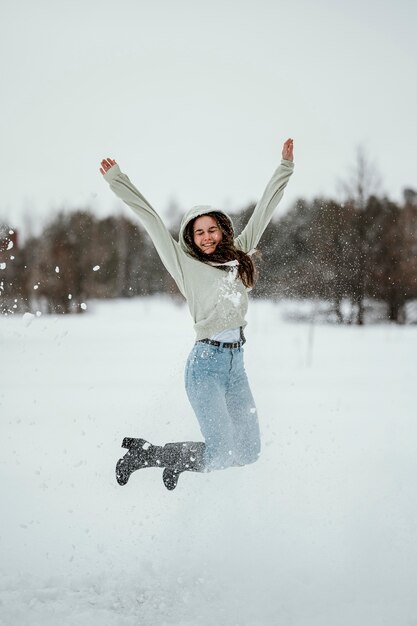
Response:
[185,342,261,471]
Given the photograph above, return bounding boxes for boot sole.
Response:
[116,441,152,486]
[115,457,130,486]
[162,468,180,491]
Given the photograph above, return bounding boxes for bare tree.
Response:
[339,146,382,324]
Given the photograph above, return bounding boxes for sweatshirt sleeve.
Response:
[103,164,186,296]
[234,159,294,252]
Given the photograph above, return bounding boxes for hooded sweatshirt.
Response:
[103,159,294,340]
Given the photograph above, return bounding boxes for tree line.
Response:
[1,166,416,324]
[250,190,417,323]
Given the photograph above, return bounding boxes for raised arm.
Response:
[234,139,294,253]
[100,158,186,296]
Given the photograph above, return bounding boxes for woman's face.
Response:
[193,215,223,254]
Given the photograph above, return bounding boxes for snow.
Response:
[1,297,416,626]
[22,312,35,327]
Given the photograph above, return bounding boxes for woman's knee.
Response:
[235,439,261,466]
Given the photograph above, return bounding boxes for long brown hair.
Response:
[183,212,256,289]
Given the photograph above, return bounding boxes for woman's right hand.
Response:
[100,158,117,175]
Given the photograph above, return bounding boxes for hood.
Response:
[178,205,234,254]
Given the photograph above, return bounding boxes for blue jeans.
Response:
[185,342,261,471]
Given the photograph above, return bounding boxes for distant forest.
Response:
[1,155,417,325]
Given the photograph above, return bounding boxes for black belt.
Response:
[198,327,246,349]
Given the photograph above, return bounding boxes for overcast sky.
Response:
[1,0,416,235]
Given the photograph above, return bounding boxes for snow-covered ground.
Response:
[1,297,416,626]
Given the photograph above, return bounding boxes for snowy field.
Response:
[1,297,416,626]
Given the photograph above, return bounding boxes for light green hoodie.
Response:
[103,159,294,340]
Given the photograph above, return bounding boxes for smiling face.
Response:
[192,214,223,254]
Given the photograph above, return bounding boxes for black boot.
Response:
[115,437,167,486]
[116,437,206,489]
[162,441,206,491]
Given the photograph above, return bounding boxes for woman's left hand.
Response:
[100,158,117,175]
[282,138,294,162]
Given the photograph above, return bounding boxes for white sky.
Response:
[1,0,416,235]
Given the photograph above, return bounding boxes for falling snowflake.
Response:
[23,312,35,327]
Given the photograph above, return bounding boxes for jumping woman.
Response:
[100,138,294,490]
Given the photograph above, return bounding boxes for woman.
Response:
[100,138,294,490]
